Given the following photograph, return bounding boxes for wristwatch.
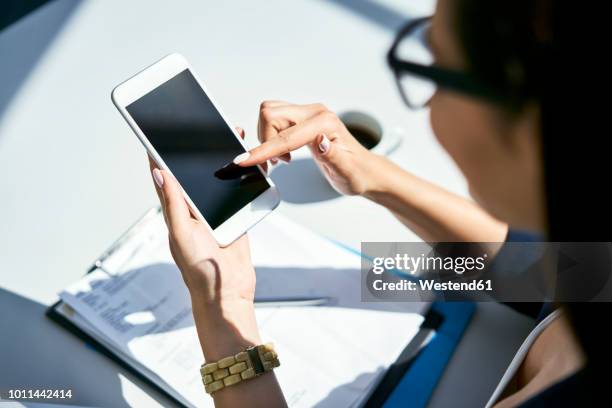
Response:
[200,343,280,394]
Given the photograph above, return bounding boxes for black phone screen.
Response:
[127,69,270,229]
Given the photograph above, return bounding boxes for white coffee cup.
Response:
[339,110,403,156]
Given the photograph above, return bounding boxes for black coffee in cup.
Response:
[339,111,384,151]
[345,124,380,150]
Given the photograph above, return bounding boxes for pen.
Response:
[254,296,332,307]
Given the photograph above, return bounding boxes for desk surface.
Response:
[0,1,533,406]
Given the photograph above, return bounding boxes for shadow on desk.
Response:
[270,158,340,204]
[325,0,411,32]
[0,0,82,125]
[0,288,171,407]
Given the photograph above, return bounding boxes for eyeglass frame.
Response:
[386,16,507,109]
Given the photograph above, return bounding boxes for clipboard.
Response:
[46,207,183,405]
[366,301,475,407]
[46,207,475,407]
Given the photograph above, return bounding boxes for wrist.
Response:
[191,296,261,362]
[360,152,393,198]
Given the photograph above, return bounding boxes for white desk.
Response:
[0,1,533,406]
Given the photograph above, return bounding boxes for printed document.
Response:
[59,211,425,407]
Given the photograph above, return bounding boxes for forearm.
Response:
[190,296,287,408]
[363,154,507,243]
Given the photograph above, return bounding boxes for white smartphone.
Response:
[112,53,280,246]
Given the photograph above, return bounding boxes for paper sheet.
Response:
[59,211,425,407]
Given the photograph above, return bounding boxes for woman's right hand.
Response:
[233,101,380,196]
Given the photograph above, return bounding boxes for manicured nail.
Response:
[233,152,250,164]
[152,168,164,188]
[318,134,330,154]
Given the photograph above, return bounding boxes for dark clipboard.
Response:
[46,300,185,406]
[46,207,186,406]
[46,207,475,408]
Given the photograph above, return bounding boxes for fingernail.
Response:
[233,152,250,164]
[318,134,330,154]
[152,168,164,188]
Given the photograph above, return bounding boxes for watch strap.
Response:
[200,343,280,394]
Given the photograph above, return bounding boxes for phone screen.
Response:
[126,69,270,229]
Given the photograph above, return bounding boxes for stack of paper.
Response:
[58,211,425,407]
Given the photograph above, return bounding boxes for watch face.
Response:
[248,347,266,375]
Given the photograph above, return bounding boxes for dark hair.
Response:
[455,0,610,403]
[456,0,551,109]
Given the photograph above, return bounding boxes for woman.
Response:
[149,0,599,406]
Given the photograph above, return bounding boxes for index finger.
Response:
[236,111,337,166]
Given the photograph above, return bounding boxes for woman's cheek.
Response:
[429,94,465,164]
[429,95,490,189]
[428,94,448,148]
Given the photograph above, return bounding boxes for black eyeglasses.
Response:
[387,17,505,109]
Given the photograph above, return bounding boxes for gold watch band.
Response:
[200,343,280,394]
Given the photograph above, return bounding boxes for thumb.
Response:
[151,167,191,236]
[312,134,334,162]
